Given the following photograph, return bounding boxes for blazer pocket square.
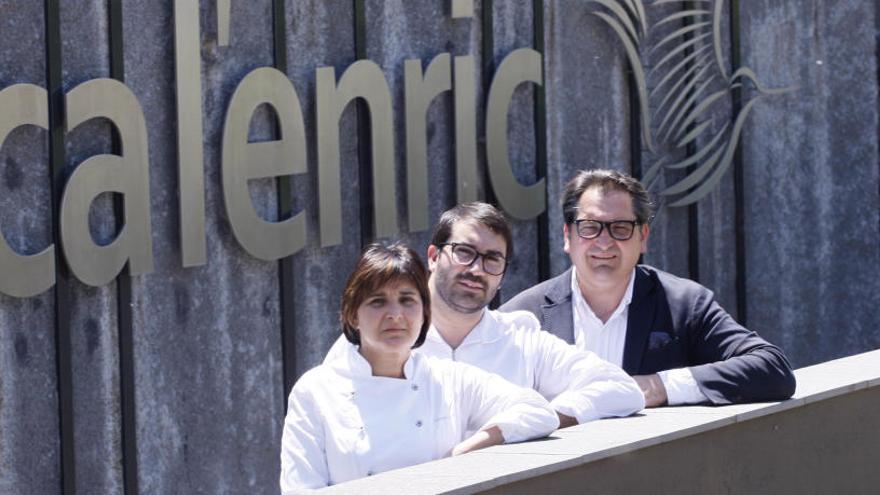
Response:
[647,331,673,351]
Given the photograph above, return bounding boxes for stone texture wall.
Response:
[0,1,877,493]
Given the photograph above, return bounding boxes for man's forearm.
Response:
[632,374,668,407]
[557,411,578,428]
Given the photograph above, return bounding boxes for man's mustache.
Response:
[456,272,487,289]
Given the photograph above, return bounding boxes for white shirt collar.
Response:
[570,268,636,321]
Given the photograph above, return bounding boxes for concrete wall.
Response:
[1,1,878,493]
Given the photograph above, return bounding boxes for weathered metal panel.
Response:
[543,0,633,277]
[492,2,541,302]
[739,0,880,367]
[123,1,283,492]
[0,7,58,492]
[284,0,360,376]
[60,1,123,493]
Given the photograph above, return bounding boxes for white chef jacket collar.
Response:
[330,340,417,379]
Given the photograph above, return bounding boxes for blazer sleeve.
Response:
[686,289,796,405]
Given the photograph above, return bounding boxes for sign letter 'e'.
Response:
[61,79,153,286]
[0,84,55,297]
[486,48,546,219]
[221,67,307,260]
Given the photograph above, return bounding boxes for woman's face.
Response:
[355,278,424,356]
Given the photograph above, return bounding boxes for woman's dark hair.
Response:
[340,243,431,348]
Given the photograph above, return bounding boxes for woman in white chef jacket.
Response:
[280,244,558,491]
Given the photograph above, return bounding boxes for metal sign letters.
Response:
[0,1,544,297]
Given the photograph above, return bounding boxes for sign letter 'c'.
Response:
[0,84,55,297]
[486,48,546,220]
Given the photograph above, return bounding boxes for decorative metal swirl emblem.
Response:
[589,0,794,207]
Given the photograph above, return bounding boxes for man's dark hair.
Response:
[430,202,514,260]
[561,169,655,225]
[340,243,431,348]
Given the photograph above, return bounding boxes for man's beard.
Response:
[434,269,495,314]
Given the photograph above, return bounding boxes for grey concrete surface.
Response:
[285,0,360,376]
[739,0,880,367]
[491,2,540,303]
[60,1,123,493]
[543,0,633,278]
[363,0,465,259]
[637,0,693,282]
[0,2,59,493]
[124,1,283,493]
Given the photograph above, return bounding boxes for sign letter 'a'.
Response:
[60,79,153,287]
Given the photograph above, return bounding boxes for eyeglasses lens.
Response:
[610,223,634,240]
[577,220,635,241]
[450,244,505,275]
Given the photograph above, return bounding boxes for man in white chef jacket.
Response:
[328,202,644,426]
[420,202,643,426]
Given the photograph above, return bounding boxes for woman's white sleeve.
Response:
[279,382,330,492]
[456,362,559,444]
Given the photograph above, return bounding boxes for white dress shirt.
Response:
[570,269,709,405]
[327,310,644,424]
[281,343,558,491]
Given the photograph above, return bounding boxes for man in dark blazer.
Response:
[501,170,795,406]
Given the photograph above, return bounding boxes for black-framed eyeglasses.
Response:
[573,219,641,241]
[438,243,507,275]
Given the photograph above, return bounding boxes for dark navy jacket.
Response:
[500,265,796,405]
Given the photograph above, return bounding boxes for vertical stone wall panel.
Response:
[285,0,360,377]
[124,1,283,493]
[543,0,632,277]
[638,1,694,282]
[492,2,540,302]
[364,0,479,248]
[740,0,880,367]
[60,1,122,493]
[0,3,58,493]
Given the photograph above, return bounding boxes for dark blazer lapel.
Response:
[540,268,576,344]
[622,266,657,374]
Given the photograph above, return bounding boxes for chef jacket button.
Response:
[366,470,373,476]
[415,420,423,428]
[411,384,419,391]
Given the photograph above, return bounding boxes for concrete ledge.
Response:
[319,349,880,494]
